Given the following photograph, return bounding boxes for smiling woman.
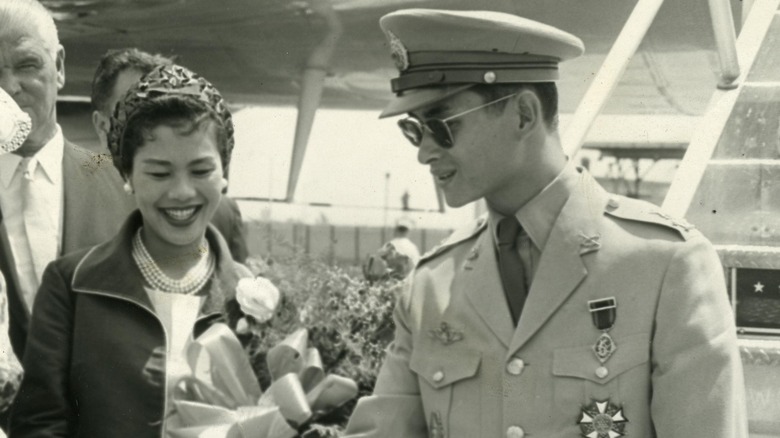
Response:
[9,64,254,438]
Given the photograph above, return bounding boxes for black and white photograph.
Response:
[0,0,777,436]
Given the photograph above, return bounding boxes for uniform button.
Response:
[506,358,525,375]
[596,366,609,379]
[607,198,619,209]
[506,425,525,438]
[432,370,444,382]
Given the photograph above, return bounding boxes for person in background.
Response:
[0,0,135,358]
[10,63,250,437]
[345,9,747,437]
[90,47,249,263]
[363,218,421,282]
[386,217,421,268]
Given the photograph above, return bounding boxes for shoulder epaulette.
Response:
[418,214,488,266]
[603,196,695,241]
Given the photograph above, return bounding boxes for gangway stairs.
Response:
[662,0,780,435]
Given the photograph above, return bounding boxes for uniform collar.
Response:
[489,163,580,251]
[0,125,64,188]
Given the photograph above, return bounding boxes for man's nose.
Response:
[416,133,442,165]
[0,71,21,96]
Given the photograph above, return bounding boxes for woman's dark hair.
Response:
[117,94,230,178]
[471,82,559,129]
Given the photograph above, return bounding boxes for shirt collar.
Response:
[0,125,63,188]
[33,125,64,185]
[489,163,580,251]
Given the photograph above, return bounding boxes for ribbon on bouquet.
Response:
[168,323,358,438]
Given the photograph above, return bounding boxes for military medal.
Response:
[578,399,628,438]
[588,297,617,363]
[429,411,444,438]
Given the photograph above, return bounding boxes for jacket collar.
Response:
[507,169,608,356]
[71,210,247,317]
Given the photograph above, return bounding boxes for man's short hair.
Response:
[91,48,173,113]
[0,0,60,58]
[471,82,559,130]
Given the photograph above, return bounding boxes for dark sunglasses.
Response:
[397,92,519,148]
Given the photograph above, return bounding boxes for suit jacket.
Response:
[9,211,249,437]
[345,170,748,437]
[0,140,248,359]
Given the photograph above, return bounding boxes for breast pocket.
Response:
[409,348,482,437]
[552,332,651,412]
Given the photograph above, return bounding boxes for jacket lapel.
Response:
[507,172,608,356]
[61,141,135,255]
[71,211,154,312]
[462,231,515,348]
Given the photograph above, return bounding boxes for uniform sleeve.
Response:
[344,281,427,438]
[651,235,748,437]
[9,262,75,437]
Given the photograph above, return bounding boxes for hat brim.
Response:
[379,84,475,118]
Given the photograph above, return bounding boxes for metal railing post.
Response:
[708,0,741,89]
[562,0,665,158]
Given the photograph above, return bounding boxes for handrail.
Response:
[562,0,665,158]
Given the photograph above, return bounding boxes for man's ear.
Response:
[515,89,543,134]
[92,110,109,139]
[55,45,66,90]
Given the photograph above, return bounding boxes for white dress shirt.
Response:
[0,126,64,311]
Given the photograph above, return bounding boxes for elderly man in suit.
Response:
[345,9,748,438]
[0,0,136,359]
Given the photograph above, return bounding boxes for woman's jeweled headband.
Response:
[108,64,234,167]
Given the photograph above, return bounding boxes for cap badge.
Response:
[387,31,410,71]
[578,399,628,438]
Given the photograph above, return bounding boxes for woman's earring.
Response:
[123,182,133,194]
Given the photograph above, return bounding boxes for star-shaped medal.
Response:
[578,399,628,438]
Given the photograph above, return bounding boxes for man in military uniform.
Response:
[345,9,747,437]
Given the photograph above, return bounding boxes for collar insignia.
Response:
[579,233,601,255]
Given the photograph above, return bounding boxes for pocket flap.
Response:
[553,333,650,384]
[409,349,481,389]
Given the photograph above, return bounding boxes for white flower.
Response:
[236,276,280,323]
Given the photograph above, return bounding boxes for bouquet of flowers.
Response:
[241,251,399,436]
[167,247,399,437]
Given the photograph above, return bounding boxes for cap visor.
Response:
[379,84,475,118]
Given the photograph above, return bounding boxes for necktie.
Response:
[20,157,57,284]
[497,216,527,325]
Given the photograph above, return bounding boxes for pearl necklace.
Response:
[131,228,215,295]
